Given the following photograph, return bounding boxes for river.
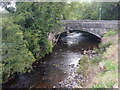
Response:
[3,31,100,88]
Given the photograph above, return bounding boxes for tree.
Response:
[13,2,66,58]
[100,2,119,20]
[1,2,68,83]
[63,2,119,20]
[2,17,35,83]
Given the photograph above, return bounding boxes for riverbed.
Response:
[3,31,100,88]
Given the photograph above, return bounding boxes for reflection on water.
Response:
[4,31,100,88]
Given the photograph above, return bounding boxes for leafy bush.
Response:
[2,2,67,83]
[14,2,65,59]
[2,17,35,83]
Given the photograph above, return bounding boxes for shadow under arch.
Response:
[56,30,101,43]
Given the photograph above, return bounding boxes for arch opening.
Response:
[56,30,101,43]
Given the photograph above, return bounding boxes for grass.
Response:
[104,29,117,37]
[92,44,118,88]
[76,41,113,74]
[76,55,89,75]
[104,60,117,71]
[90,41,113,64]
[90,54,103,64]
[93,41,113,55]
[92,71,118,88]
[99,41,113,53]
[92,58,118,88]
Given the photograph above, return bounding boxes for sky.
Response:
[0,6,6,13]
[0,0,119,13]
[0,0,16,13]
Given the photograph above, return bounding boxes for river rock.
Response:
[113,84,118,88]
[53,86,56,88]
[98,62,106,72]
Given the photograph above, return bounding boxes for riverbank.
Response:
[83,33,118,88]
[58,30,118,88]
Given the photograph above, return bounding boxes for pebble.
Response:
[53,86,56,88]
[58,67,84,88]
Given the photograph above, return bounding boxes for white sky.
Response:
[7,0,16,8]
[81,0,91,2]
[0,6,6,13]
[0,0,16,13]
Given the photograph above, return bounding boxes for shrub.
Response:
[2,17,35,83]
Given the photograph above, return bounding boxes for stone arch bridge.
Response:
[60,20,119,38]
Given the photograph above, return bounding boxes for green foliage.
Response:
[99,41,113,53]
[23,30,41,58]
[104,30,117,37]
[14,2,66,58]
[92,81,115,88]
[92,71,117,88]
[77,55,89,74]
[2,1,118,84]
[90,54,103,64]
[90,42,113,64]
[2,17,35,83]
[77,2,100,20]
[2,2,69,83]
[101,2,119,20]
[104,60,117,71]
[62,2,118,20]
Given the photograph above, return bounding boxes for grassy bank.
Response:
[76,30,118,88]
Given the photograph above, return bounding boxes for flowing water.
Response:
[4,31,100,88]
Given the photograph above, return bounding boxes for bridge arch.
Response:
[57,30,101,43]
[61,20,119,39]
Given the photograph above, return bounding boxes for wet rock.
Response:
[64,72,67,74]
[55,53,57,55]
[33,66,36,67]
[43,62,46,64]
[83,50,87,55]
[98,62,106,72]
[74,85,82,88]
[113,84,118,88]
[71,64,75,68]
[57,66,84,88]
[69,64,75,68]
[81,48,84,50]
[53,86,56,88]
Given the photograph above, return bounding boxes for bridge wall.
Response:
[61,20,119,38]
